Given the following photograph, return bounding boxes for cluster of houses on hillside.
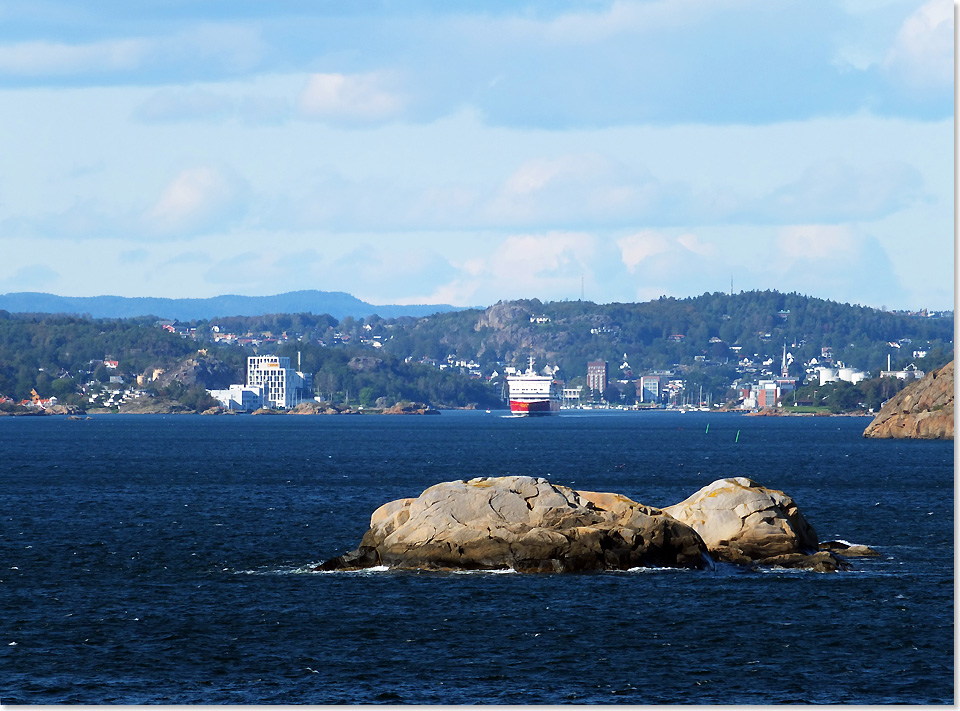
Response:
[575,340,931,410]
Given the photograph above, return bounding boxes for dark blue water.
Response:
[1,411,953,704]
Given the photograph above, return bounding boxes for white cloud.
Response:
[298,72,406,124]
[529,0,713,45]
[676,232,715,257]
[776,225,861,261]
[0,39,146,76]
[884,0,953,89]
[769,226,908,306]
[0,24,263,79]
[488,232,595,284]
[501,156,606,196]
[144,166,247,236]
[417,231,596,305]
[487,154,662,226]
[617,231,672,272]
[755,159,925,223]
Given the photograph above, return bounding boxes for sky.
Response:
[0,0,954,311]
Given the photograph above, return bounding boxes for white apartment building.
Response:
[246,355,312,409]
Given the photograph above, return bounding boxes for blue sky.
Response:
[0,0,953,310]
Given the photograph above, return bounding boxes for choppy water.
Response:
[1,411,953,704]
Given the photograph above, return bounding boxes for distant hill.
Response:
[0,290,465,321]
[379,291,954,378]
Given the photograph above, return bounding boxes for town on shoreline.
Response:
[0,290,951,419]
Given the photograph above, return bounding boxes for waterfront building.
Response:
[818,365,867,385]
[586,361,608,395]
[246,355,313,409]
[209,384,264,411]
[879,355,925,380]
[638,374,663,404]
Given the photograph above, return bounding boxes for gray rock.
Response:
[819,540,880,557]
[752,551,851,572]
[662,477,819,564]
[318,476,711,573]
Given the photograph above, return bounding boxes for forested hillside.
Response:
[0,291,952,412]
[0,310,501,410]
[379,291,953,378]
[0,313,198,402]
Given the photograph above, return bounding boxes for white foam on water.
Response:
[232,564,325,575]
[622,566,692,574]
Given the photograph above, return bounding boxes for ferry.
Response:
[504,357,561,416]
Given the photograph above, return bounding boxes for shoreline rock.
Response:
[118,397,195,414]
[863,361,954,440]
[819,540,880,557]
[381,402,439,415]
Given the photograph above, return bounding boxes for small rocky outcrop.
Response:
[153,354,235,390]
[661,477,848,570]
[382,401,438,415]
[347,356,383,372]
[318,476,711,573]
[474,301,531,330]
[863,361,954,440]
[118,397,194,414]
[819,540,879,557]
[42,404,84,415]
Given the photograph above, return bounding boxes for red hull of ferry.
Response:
[509,399,560,415]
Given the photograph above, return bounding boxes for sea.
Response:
[0,410,953,705]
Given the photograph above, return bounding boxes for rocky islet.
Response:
[319,475,853,574]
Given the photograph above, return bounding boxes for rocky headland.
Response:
[318,475,851,574]
[272,401,437,416]
[118,397,196,414]
[0,404,85,416]
[863,360,954,440]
